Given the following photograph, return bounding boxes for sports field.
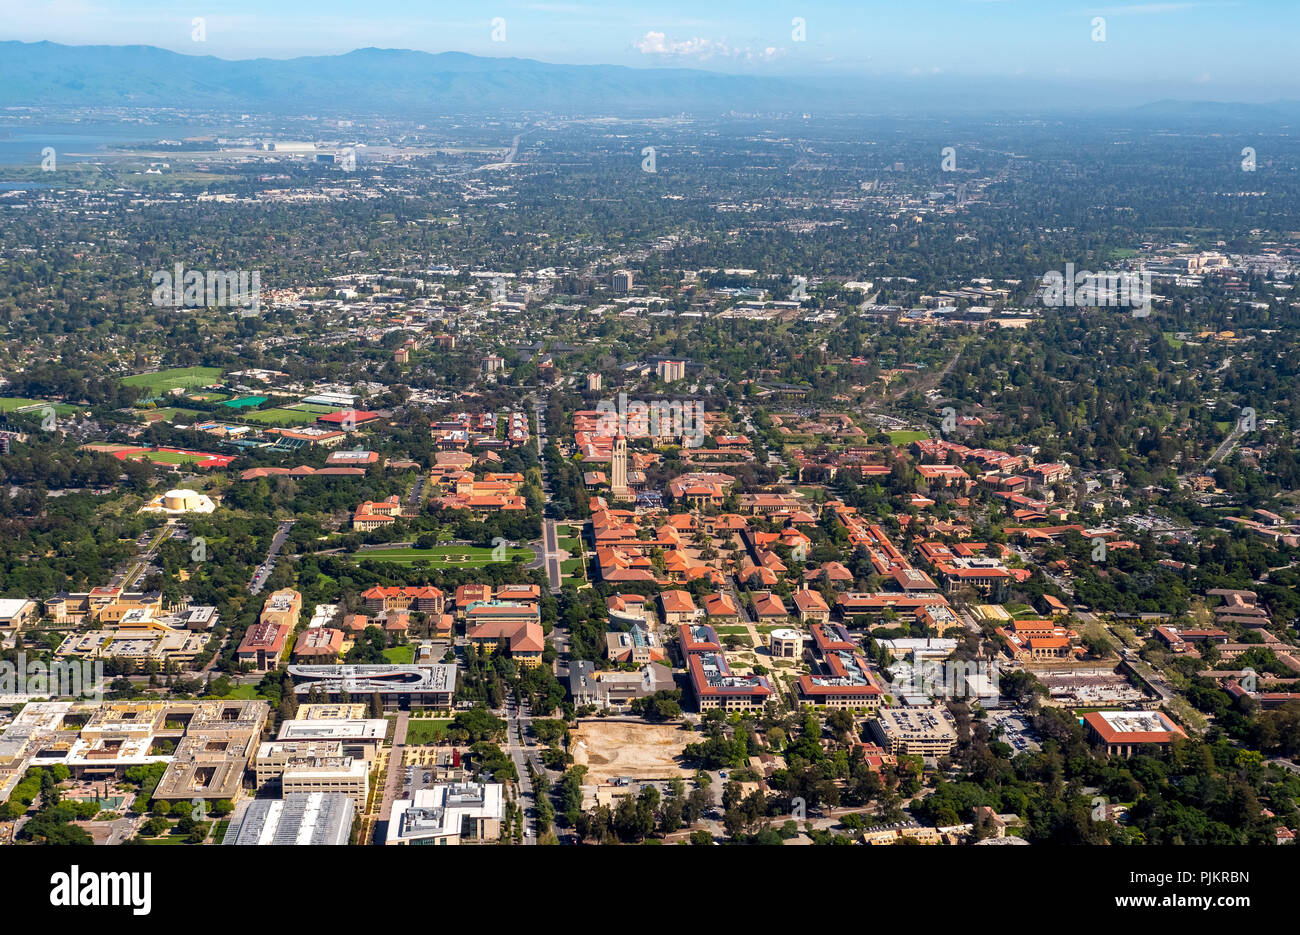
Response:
[221,395,268,409]
[109,446,235,468]
[239,407,320,426]
[887,430,930,445]
[121,366,224,393]
[0,397,47,412]
[353,545,534,566]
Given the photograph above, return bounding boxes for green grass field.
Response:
[213,684,262,700]
[354,545,535,566]
[287,402,342,414]
[144,408,202,422]
[121,366,224,393]
[887,430,930,445]
[239,407,321,426]
[0,397,47,412]
[221,395,268,409]
[404,719,452,745]
[121,449,206,465]
[383,645,416,664]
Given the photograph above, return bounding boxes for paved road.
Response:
[118,525,174,588]
[1268,757,1300,775]
[530,393,563,594]
[542,519,562,594]
[250,520,295,594]
[378,710,411,823]
[1205,422,1245,468]
[504,697,537,845]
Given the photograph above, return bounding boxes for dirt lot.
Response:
[570,719,694,783]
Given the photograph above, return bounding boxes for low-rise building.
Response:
[223,792,354,846]
[688,651,773,713]
[0,598,39,631]
[604,625,666,664]
[287,664,457,710]
[386,782,504,845]
[869,705,959,757]
[1083,710,1186,757]
[568,660,675,709]
[768,627,804,659]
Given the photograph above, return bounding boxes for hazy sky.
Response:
[3,0,1297,100]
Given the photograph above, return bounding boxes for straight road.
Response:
[504,697,537,845]
[378,710,411,824]
[542,518,562,593]
[250,520,294,594]
[118,525,174,588]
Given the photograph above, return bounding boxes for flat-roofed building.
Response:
[870,705,958,758]
[151,700,271,803]
[178,604,220,631]
[0,598,38,631]
[259,588,302,625]
[275,718,387,760]
[56,624,208,665]
[255,740,345,787]
[386,781,505,845]
[281,756,370,807]
[223,792,354,846]
[295,703,367,721]
[769,627,804,659]
[287,664,457,711]
[569,660,675,709]
[464,600,540,630]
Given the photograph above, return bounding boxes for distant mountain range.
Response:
[4,41,1299,120]
[0,41,821,115]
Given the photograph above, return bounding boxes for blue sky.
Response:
[3,0,1297,100]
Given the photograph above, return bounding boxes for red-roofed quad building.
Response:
[688,652,773,713]
[793,588,831,624]
[798,649,884,712]
[1083,710,1186,757]
[293,626,344,661]
[237,621,289,670]
[353,495,404,531]
[361,585,446,615]
[466,613,545,667]
[659,590,698,626]
[318,410,382,429]
[677,623,722,659]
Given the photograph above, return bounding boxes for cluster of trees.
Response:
[940,705,1300,844]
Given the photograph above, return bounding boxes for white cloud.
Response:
[633,31,786,62]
